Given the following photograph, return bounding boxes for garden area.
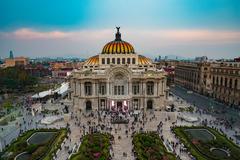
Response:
[0,67,38,94]
[0,66,60,94]
[173,126,240,160]
[133,132,176,160]
[70,133,113,160]
[0,100,22,126]
[1,128,68,160]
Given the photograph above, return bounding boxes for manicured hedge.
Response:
[173,126,240,160]
[70,133,112,160]
[133,132,176,160]
[2,128,67,160]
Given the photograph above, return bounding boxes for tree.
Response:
[2,100,13,113]
[0,67,38,93]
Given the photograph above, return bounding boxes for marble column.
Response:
[92,81,95,96]
[129,81,132,95]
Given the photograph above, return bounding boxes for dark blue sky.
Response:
[0,0,240,58]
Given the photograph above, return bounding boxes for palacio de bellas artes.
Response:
[0,1,240,160]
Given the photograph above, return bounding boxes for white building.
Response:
[70,28,168,113]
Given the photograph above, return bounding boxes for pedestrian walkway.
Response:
[111,129,134,160]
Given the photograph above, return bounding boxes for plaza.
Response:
[1,29,240,159]
[0,82,240,160]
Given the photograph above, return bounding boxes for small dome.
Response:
[84,55,99,65]
[102,27,135,54]
[138,55,152,65]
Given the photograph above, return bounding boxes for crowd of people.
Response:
[1,92,240,160]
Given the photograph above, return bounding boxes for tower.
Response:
[9,50,14,59]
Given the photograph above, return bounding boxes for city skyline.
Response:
[0,0,240,59]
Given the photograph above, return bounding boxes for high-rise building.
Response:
[9,50,14,59]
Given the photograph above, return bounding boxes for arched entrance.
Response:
[147,100,153,109]
[86,101,92,111]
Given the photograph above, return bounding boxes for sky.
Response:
[0,0,240,59]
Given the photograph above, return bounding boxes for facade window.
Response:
[147,100,153,109]
[132,58,136,64]
[127,58,131,64]
[133,82,140,95]
[133,99,139,109]
[114,85,124,95]
[114,86,117,95]
[117,58,121,64]
[118,86,121,95]
[122,58,125,64]
[99,83,106,95]
[86,101,92,110]
[112,58,115,64]
[100,99,105,108]
[107,58,110,64]
[102,58,105,64]
[234,79,238,88]
[229,79,232,88]
[147,81,154,95]
[121,86,124,95]
[212,76,215,84]
[225,78,228,87]
[220,77,223,86]
[85,82,92,96]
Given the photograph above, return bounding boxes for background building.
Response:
[211,62,240,106]
[4,51,29,67]
[25,64,51,77]
[175,61,240,106]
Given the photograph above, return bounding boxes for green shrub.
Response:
[133,132,176,160]
[0,118,8,125]
[2,128,67,160]
[70,133,112,160]
[31,146,46,160]
[26,144,38,154]
[173,126,240,160]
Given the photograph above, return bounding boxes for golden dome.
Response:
[138,55,152,65]
[84,28,152,66]
[84,55,99,65]
[102,27,135,54]
[102,41,134,54]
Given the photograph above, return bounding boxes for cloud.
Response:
[160,30,240,42]
[126,29,240,44]
[1,28,240,43]
[0,28,240,59]
[0,28,70,39]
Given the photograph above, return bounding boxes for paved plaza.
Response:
[171,85,240,127]
[1,88,240,160]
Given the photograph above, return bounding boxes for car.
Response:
[187,90,193,94]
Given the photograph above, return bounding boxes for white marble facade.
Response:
[69,28,168,113]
